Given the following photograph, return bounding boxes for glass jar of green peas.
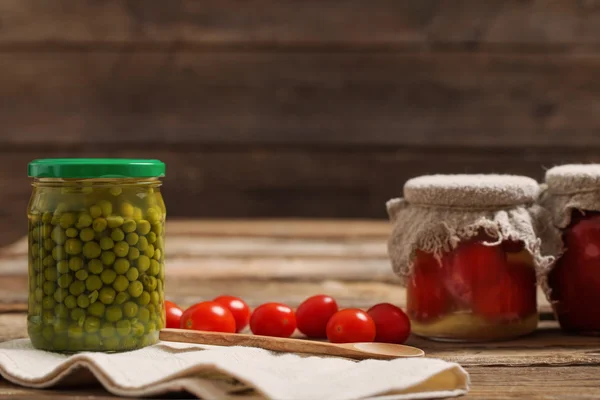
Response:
[26,159,166,352]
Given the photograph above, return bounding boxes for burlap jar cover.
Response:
[386,174,562,286]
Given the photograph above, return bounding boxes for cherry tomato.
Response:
[407,250,448,321]
[180,301,236,333]
[296,295,338,338]
[213,295,251,332]
[250,303,296,337]
[164,300,183,329]
[367,303,411,344]
[326,309,376,343]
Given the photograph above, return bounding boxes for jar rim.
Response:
[28,158,165,179]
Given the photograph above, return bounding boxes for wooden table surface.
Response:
[0,219,599,399]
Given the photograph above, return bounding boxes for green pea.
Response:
[43,238,55,251]
[151,223,163,236]
[84,275,102,292]
[153,248,162,262]
[122,336,137,349]
[57,260,70,274]
[57,274,74,288]
[70,307,86,322]
[79,227,95,242]
[116,320,131,336]
[126,267,139,281]
[99,287,116,305]
[100,237,114,250]
[69,280,85,296]
[126,232,139,246]
[104,337,120,350]
[93,217,107,232]
[43,281,56,295]
[65,227,78,238]
[150,291,159,306]
[114,258,130,274]
[132,322,145,337]
[76,294,90,308]
[89,289,99,304]
[120,202,134,218]
[77,213,93,229]
[53,317,69,333]
[114,241,129,257]
[42,255,55,268]
[44,268,58,281]
[83,242,101,259]
[101,251,116,266]
[82,316,100,333]
[136,236,149,251]
[137,255,150,272]
[51,245,65,261]
[144,244,155,259]
[143,275,157,291]
[146,232,157,244]
[64,295,77,309]
[133,207,143,221]
[122,219,136,233]
[42,326,54,341]
[38,247,48,260]
[44,224,55,238]
[156,236,165,251]
[34,287,44,302]
[114,291,130,305]
[88,259,103,274]
[59,213,76,229]
[149,259,160,276]
[100,268,117,285]
[84,334,102,348]
[146,208,161,224]
[146,321,157,334]
[128,247,140,261]
[123,301,138,318]
[113,275,129,292]
[53,288,69,303]
[136,220,151,236]
[65,238,83,255]
[42,310,54,324]
[32,258,42,272]
[94,229,107,241]
[138,291,151,306]
[107,216,124,229]
[68,324,84,339]
[90,205,102,219]
[137,307,150,323]
[98,200,113,217]
[109,187,122,196]
[105,305,123,322]
[42,212,53,224]
[42,296,55,310]
[75,269,88,281]
[111,228,125,242]
[88,302,105,317]
[128,281,144,298]
[54,304,69,319]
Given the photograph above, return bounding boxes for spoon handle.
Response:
[160,328,391,360]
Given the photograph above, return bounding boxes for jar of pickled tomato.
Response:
[539,164,600,335]
[27,158,167,352]
[387,174,560,342]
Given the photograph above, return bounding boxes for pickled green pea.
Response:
[32,258,42,272]
[143,276,157,291]
[100,237,114,250]
[132,322,145,337]
[146,231,157,244]
[138,291,151,306]
[88,259,103,274]
[147,208,161,225]
[75,269,88,281]
[54,305,69,319]
[93,217,107,232]
[69,280,85,296]
[90,205,102,219]
[137,255,150,272]
[122,336,137,349]
[84,334,101,348]
[100,268,117,285]
[144,244,155,259]
[42,255,55,268]
[146,322,157,334]
[122,219,136,233]
[79,227,95,242]
[59,213,76,229]
[136,236,148,251]
[64,295,77,309]
[38,247,48,259]
[57,260,70,274]
[104,337,120,350]
[153,248,162,262]
[42,326,54,341]
[83,242,101,259]
[53,288,69,303]
[99,287,116,305]
[68,324,84,339]
[42,296,55,310]
[52,245,66,261]
[114,258,130,274]
[89,289,99,304]
[94,229,107,241]
[114,291,130,305]
[126,232,139,246]
[44,268,58,281]
[133,207,143,221]
[77,213,93,229]
[149,259,160,276]
[34,287,44,302]
[109,187,122,196]
[85,275,102,291]
[137,307,150,323]
[120,202,134,218]
[42,281,56,295]
[114,241,129,257]
[58,274,74,289]
[116,320,131,336]
[98,200,113,217]
[42,212,53,224]
[43,238,55,251]
[76,294,90,308]
[65,227,79,238]
[136,220,151,236]
[113,275,129,292]
[111,228,125,242]
[53,317,69,333]
[84,316,101,333]
[156,236,165,251]
[150,291,159,306]
[65,238,82,255]
[126,267,139,281]
[101,251,116,266]
[128,247,140,261]
[31,227,41,242]
[70,307,86,322]
[105,305,123,322]
[151,223,163,236]
[128,281,143,298]
[107,216,124,229]
[123,301,138,318]
[88,301,105,317]
[42,310,55,324]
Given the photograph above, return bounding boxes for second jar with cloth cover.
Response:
[386,174,561,342]
[27,159,167,352]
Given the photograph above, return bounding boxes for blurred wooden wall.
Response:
[1,0,600,244]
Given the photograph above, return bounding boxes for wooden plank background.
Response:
[2,0,600,246]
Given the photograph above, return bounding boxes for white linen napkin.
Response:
[0,339,469,399]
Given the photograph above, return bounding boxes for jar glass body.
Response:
[406,236,538,342]
[549,211,600,335]
[27,178,166,352]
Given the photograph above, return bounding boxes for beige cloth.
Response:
[0,339,470,399]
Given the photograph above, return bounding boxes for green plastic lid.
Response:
[28,158,166,179]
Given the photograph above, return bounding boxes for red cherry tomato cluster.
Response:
[166,294,411,345]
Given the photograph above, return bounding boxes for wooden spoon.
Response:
[159,328,424,360]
